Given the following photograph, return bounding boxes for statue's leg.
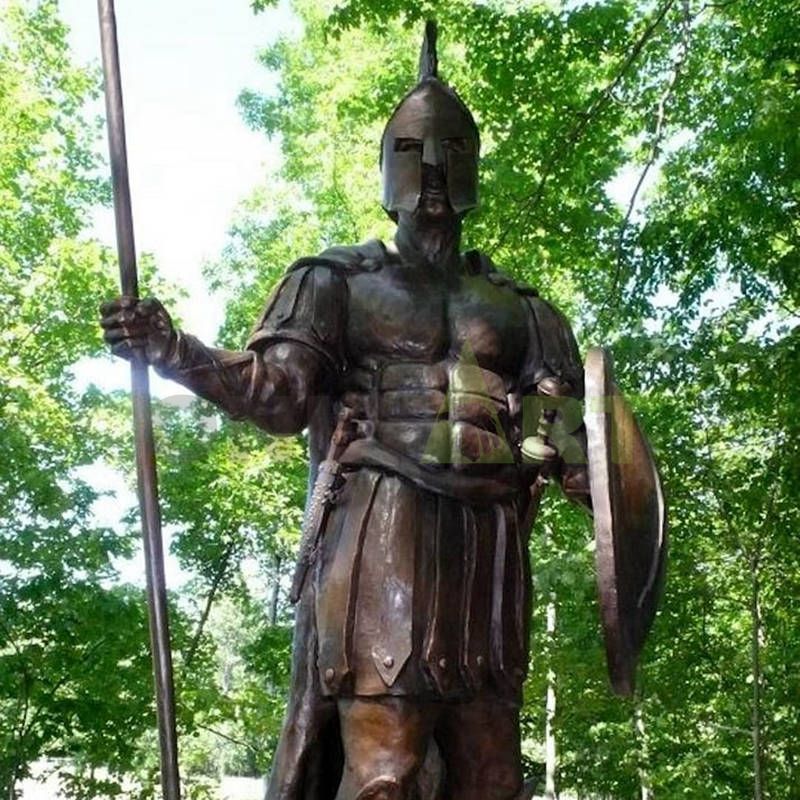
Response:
[435,696,522,800]
[335,697,437,800]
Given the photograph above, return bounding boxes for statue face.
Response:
[381,79,479,217]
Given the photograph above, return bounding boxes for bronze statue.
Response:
[101,21,665,800]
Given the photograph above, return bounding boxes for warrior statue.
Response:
[101,21,665,800]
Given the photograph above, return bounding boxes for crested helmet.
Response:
[380,21,480,217]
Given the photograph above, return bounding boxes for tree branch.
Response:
[194,722,260,755]
[184,538,239,669]
[702,720,751,737]
[489,0,678,256]
[696,0,741,14]
[604,0,693,322]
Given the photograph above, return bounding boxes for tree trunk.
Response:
[634,699,653,800]
[270,555,282,626]
[544,603,557,799]
[6,677,31,800]
[6,764,19,800]
[751,555,765,800]
[544,525,558,800]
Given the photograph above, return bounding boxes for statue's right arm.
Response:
[100,265,345,435]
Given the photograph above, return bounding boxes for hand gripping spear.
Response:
[97,3,181,798]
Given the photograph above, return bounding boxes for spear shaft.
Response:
[97,3,181,798]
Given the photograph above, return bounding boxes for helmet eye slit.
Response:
[442,137,470,153]
[394,138,423,153]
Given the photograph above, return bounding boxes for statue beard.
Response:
[413,215,460,265]
[403,164,462,267]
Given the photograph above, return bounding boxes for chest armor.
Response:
[246,243,581,699]
[342,264,529,469]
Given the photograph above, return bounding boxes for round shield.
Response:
[584,347,667,697]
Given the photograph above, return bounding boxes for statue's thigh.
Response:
[435,697,523,800]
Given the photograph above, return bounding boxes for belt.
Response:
[339,438,524,506]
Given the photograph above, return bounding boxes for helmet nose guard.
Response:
[422,136,445,167]
[380,21,480,216]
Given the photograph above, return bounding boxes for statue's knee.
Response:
[456,764,522,800]
[353,776,403,800]
[489,764,523,800]
[489,765,524,800]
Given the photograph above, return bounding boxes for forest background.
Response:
[1,0,798,798]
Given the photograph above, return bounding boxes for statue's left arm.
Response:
[519,293,592,511]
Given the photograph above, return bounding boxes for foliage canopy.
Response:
[1,0,798,798]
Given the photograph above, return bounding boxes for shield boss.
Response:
[584,347,667,697]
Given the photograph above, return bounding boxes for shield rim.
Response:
[584,346,666,697]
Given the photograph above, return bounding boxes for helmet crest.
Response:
[418,20,438,81]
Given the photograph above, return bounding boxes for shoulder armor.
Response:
[521,295,583,397]
[289,239,386,275]
[464,250,539,296]
[246,263,347,374]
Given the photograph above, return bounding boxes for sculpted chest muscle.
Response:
[345,265,528,376]
[346,267,447,362]
[447,274,528,376]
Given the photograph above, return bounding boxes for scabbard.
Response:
[289,458,342,603]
